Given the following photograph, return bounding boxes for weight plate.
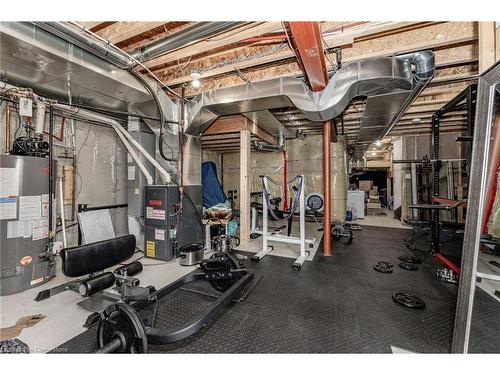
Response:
[207,252,242,293]
[377,261,393,267]
[346,231,353,245]
[398,262,418,271]
[399,255,421,264]
[373,263,393,273]
[392,292,425,309]
[97,303,148,353]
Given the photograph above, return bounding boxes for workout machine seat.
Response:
[61,234,136,277]
[35,235,143,307]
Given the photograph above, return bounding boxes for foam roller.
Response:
[78,272,115,297]
[114,261,143,277]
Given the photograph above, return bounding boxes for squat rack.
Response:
[429,83,476,254]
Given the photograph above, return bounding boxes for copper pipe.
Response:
[242,34,287,44]
[323,120,332,256]
[482,112,500,233]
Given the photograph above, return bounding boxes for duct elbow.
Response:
[413,50,435,81]
[398,50,435,83]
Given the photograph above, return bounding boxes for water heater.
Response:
[0,155,56,295]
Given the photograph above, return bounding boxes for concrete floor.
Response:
[352,208,412,230]
[0,210,410,353]
[0,255,194,353]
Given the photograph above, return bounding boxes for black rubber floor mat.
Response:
[468,287,500,353]
[53,225,458,353]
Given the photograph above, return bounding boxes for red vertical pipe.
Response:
[286,22,333,256]
[283,150,289,211]
[323,121,332,255]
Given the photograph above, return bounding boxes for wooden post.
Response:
[496,22,500,62]
[478,22,496,73]
[239,126,251,244]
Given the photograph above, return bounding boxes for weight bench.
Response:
[35,235,149,315]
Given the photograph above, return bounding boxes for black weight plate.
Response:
[208,252,242,293]
[346,231,353,245]
[97,303,147,353]
[392,291,425,309]
[376,261,393,267]
[399,255,421,264]
[398,262,418,271]
[373,263,393,273]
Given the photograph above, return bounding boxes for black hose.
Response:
[129,70,177,162]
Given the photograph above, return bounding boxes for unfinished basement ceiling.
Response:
[34,20,478,152]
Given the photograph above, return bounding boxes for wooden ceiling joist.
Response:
[202,115,278,148]
[162,33,478,88]
[96,22,169,45]
[144,22,284,69]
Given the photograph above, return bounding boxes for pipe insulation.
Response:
[330,135,348,224]
[34,100,46,134]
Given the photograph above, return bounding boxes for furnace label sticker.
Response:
[19,195,41,220]
[146,207,165,220]
[146,241,156,257]
[154,228,165,241]
[0,197,17,220]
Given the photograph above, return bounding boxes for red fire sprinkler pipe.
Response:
[286,21,332,256]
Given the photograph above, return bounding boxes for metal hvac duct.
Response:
[185,55,415,135]
[33,21,244,68]
[354,51,435,159]
[185,52,435,158]
[128,22,244,64]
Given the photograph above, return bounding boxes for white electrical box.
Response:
[19,97,33,117]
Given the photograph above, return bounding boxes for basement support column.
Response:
[479,22,496,73]
[323,121,332,256]
[240,127,251,244]
[285,21,333,256]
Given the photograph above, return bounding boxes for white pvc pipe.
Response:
[112,124,153,185]
[52,104,161,185]
[112,121,171,184]
[58,177,67,248]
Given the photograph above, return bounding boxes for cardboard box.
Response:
[367,202,382,209]
[359,180,373,191]
[367,208,383,215]
[371,186,378,195]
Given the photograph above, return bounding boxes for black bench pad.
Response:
[61,235,136,277]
